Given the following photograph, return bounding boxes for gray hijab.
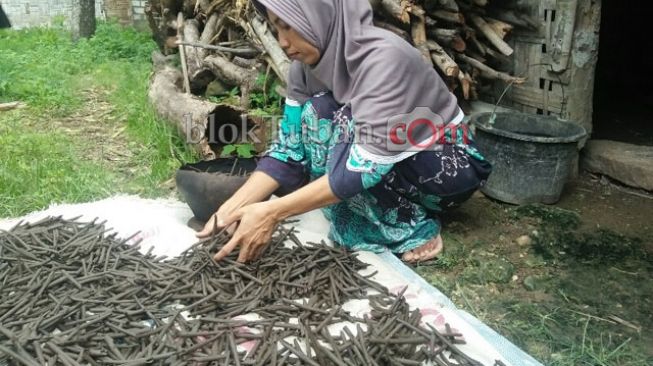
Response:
[255,0,461,163]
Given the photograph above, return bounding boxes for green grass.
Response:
[415,203,653,366]
[0,22,197,217]
[493,303,651,366]
[0,116,118,214]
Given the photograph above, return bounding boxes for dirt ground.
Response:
[413,173,653,365]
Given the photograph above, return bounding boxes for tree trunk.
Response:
[0,5,11,28]
[71,0,96,41]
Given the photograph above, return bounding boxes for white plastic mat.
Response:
[1,196,543,366]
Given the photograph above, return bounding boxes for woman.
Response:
[197,0,491,263]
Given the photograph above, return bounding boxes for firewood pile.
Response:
[145,0,534,158]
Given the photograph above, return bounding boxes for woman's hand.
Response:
[195,171,281,239]
[196,199,240,238]
[210,175,341,263]
[213,202,280,263]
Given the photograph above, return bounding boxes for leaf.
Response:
[220,145,237,157]
[236,144,255,158]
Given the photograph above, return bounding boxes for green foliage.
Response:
[52,15,67,29]
[220,143,256,158]
[251,73,283,115]
[514,203,647,265]
[415,234,467,270]
[207,73,284,117]
[416,199,652,366]
[84,22,155,61]
[461,254,515,285]
[0,22,197,217]
[493,303,652,366]
[0,22,155,114]
[208,86,241,106]
[532,228,647,264]
[0,118,119,216]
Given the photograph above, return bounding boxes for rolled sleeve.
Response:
[256,100,309,194]
[256,156,308,194]
[327,143,394,200]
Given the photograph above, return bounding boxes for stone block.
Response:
[582,140,653,191]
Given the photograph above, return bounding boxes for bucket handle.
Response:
[489,62,566,125]
[490,78,519,125]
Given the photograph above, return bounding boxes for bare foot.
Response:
[401,235,444,263]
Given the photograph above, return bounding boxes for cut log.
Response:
[195,0,210,15]
[429,28,459,40]
[242,15,291,84]
[425,16,437,28]
[465,50,487,64]
[409,6,433,66]
[428,28,466,52]
[429,10,465,25]
[467,32,487,56]
[450,36,467,52]
[426,40,459,77]
[176,41,260,56]
[197,13,220,60]
[484,47,512,72]
[485,17,513,40]
[369,0,411,24]
[204,55,260,90]
[232,56,259,69]
[457,71,473,100]
[469,14,514,56]
[204,54,262,109]
[149,66,267,158]
[145,0,532,118]
[148,66,220,159]
[183,20,203,75]
[457,53,525,84]
[434,0,459,12]
[177,12,192,93]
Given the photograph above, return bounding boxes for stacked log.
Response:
[146,0,533,156]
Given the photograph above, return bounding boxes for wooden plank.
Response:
[510,85,565,114]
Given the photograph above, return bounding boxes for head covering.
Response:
[254,0,462,163]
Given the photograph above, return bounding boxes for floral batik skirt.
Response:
[256,93,491,253]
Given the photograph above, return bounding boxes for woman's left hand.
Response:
[213,175,341,263]
[213,201,280,263]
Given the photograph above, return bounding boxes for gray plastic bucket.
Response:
[471,112,587,205]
